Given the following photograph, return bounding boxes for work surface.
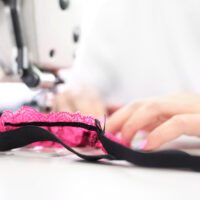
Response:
[0,138,200,200]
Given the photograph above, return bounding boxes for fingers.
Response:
[107,99,183,142]
[51,87,106,117]
[107,94,200,149]
[121,103,167,144]
[51,90,75,113]
[106,101,144,134]
[106,104,122,115]
[140,114,200,151]
[107,100,170,143]
[71,88,106,117]
[142,118,169,132]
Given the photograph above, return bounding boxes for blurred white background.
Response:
[71,0,200,104]
[2,0,200,109]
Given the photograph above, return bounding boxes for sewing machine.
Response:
[0,0,81,111]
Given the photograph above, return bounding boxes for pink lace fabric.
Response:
[0,107,125,149]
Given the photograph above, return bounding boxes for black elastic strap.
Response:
[0,125,108,161]
[2,121,200,171]
[98,131,200,171]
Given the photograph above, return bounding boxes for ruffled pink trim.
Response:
[0,107,125,149]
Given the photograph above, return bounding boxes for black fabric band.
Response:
[1,120,200,171]
[0,125,108,161]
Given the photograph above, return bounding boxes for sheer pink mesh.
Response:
[0,107,125,149]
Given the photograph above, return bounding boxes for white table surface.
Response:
[0,136,200,200]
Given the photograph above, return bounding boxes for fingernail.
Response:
[136,140,147,151]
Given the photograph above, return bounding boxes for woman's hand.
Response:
[51,87,106,118]
[106,93,200,151]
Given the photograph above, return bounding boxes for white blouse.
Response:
[70,0,200,103]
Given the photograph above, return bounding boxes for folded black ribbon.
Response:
[0,120,200,171]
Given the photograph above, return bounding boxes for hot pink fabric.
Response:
[0,107,125,149]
